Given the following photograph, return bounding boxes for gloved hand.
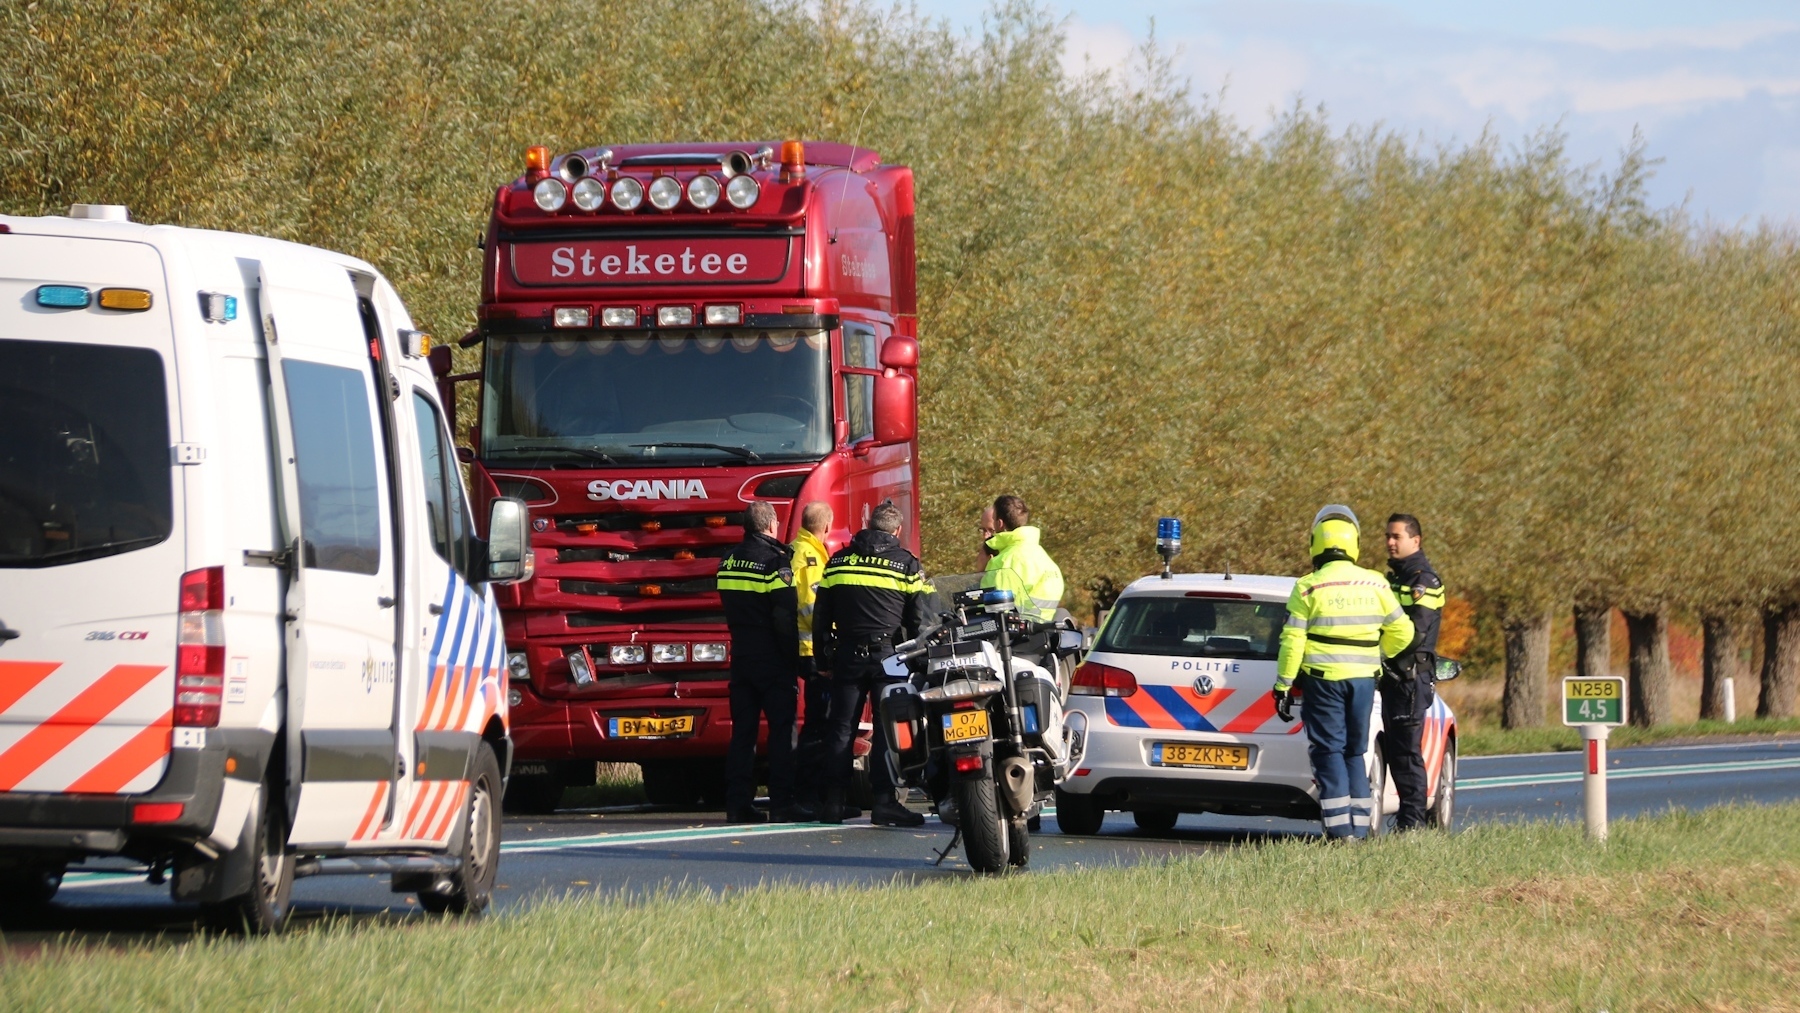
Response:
[798,657,819,682]
[1273,687,1296,723]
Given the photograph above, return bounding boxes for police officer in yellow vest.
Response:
[981,495,1064,621]
[790,501,833,813]
[716,501,804,823]
[1274,505,1414,840]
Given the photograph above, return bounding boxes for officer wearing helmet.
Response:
[1273,506,1414,841]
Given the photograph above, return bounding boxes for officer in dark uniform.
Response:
[716,501,806,824]
[1381,512,1446,832]
[811,501,928,827]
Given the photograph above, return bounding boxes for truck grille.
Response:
[556,510,745,534]
[568,610,728,628]
[561,578,719,597]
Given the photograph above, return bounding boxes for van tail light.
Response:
[176,566,224,727]
[1070,661,1137,698]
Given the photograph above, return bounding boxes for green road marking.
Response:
[1458,756,1800,790]
[500,820,876,854]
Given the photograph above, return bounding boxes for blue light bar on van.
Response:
[200,292,238,323]
[36,285,90,308]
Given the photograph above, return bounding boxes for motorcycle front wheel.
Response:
[954,775,1009,873]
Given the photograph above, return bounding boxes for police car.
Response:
[1054,570,1457,836]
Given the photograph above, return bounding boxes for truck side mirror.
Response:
[428,345,454,378]
[484,497,533,584]
[878,335,918,369]
[872,369,915,445]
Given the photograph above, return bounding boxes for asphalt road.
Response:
[14,736,1800,938]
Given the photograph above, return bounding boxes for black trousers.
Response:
[822,659,895,801]
[1383,719,1429,828]
[793,658,832,804]
[726,664,797,813]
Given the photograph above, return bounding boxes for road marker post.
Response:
[1723,677,1737,723]
[1563,675,1628,841]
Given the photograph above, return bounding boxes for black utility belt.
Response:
[1305,632,1381,648]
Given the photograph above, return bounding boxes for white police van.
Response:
[0,206,530,931]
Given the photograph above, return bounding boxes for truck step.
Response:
[293,854,460,879]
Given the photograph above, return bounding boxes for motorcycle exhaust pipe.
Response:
[997,755,1034,815]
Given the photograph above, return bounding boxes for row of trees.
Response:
[6,0,1796,725]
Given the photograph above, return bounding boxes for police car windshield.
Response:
[482,330,831,466]
[1096,596,1286,659]
[0,339,173,567]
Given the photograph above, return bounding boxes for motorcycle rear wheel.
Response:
[954,776,1009,873]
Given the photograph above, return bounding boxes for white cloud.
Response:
[1060,16,1139,78]
[1552,19,1800,52]
[1567,68,1800,114]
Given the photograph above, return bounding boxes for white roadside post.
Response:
[1562,676,1628,842]
[1723,678,1737,723]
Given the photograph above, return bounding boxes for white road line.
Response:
[1459,755,1800,790]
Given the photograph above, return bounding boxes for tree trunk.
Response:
[1574,605,1612,678]
[1501,610,1552,729]
[1758,604,1800,719]
[1700,615,1744,720]
[1624,609,1671,727]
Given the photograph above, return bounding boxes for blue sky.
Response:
[909,0,1800,225]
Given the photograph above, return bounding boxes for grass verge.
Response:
[1458,716,1800,756]
[5,804,1798,1010]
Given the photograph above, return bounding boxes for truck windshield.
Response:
[482,329,832,465]
[0,339,173,567]
[1095,597,1287,660]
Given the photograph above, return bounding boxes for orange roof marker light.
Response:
[525,145,551,181]
[781,139,805,181]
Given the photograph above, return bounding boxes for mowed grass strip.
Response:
[5,805,1797,1011]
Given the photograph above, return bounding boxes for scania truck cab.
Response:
[446,141,921,809]
[0,207,527,931]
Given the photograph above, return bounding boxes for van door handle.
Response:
[378,597,396,609]
[429,603,444,616]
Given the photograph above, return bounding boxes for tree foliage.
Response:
[5,0,1796,631]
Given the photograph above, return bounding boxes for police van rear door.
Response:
[0,233,186,797]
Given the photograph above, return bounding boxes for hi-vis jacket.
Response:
[1275,559,1415,692]
[982,525,1064,621]
[812,529,928,664]
[1387,550,1444,661]
[716,530,800,669]
[790,528,829,659]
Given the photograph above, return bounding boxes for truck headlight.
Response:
[610,177,644,211]
[651,643,687,663]
[648,176,682,210]
[686,175,721,209]
[566,648,594,686]
[571,177,607,212]
[610,644,647,665]
[726,175,760,209]
[533,178,568,212]
[507,651,530,680]
[693,642,727,663]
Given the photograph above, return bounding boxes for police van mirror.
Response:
[872,370,916,445]
[1434,657,1463,682]
[484,497,532,584]
[1056,629,1085,653]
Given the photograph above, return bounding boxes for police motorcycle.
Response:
[876,574,1086,873]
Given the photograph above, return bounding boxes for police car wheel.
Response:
[1429,741,1456,832]
[1132,809,1179,835]
[421,742,502,915]
[1365,742,1389,839]
[1053,788,1104,836]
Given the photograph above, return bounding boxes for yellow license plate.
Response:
[1156,743,1250,769]
[941,710,990,743]
[611,715,695,738]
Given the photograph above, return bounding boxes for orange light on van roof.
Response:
[526,146,551,172]
[780,139,804,168]
[97,287,152,311]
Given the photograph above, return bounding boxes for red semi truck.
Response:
[436,141,922,810]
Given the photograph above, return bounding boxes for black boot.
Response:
[770,801,816,822]
[725,807,768,824]
[816,790,850,824]
[871,796,924,828]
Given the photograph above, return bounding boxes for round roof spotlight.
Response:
[610,177,644,211]
[687,175,721,210]
[533,177,568,212]
[571,177,607,212]
[725,174,760,210]
[648,176,682,211]
[556,153,589,183]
